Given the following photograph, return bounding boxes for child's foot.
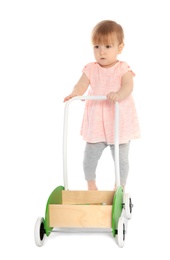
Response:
[87,181,98,190]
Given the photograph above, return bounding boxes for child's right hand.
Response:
[63,93,77,102]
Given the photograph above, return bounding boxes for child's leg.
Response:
[119,142,130,187]
[110,142,130,187]
[83,142,107,190]
[87,180,98,190]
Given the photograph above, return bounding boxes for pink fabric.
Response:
[80,61,140,144]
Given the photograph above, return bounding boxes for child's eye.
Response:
[94,45,99,49]
[106,45,111,48]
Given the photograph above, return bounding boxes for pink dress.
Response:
[80,61,140,144]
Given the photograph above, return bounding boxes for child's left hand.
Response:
[107,92,120,102]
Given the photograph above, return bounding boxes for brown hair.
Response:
[91,20,124,45]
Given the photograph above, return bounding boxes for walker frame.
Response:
[34,96,133,248]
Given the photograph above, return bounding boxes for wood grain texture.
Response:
[49,204,112,228]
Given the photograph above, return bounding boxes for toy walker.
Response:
[34,96,133,248]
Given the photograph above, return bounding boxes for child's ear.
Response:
[118,43,124,53]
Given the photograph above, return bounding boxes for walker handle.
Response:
[63,96,120,190]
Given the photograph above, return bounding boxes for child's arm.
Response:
[64,73,89,102]
[107,71,134,102]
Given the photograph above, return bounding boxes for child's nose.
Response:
[99,46,105,54]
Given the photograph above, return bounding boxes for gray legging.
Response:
[83,142,130,186]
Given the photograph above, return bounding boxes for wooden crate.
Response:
[49,190,114,228]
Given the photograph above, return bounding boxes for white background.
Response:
[1,0,170,259]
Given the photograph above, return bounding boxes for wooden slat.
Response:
[62,190,114,205]
[49,204,112,228]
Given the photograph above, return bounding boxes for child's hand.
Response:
[63,93,77,102]
[107,92,120,103]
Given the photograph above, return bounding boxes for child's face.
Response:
[93,39,124,68]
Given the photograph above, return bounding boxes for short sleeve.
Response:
[120,61,135,77]
[82,62,93,79]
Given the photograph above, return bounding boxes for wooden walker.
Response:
[34,96,133,248]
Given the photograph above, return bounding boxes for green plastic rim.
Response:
[44,185,65,236]
[112,186,123,237]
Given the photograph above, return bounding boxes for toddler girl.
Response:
[64,20,140,190]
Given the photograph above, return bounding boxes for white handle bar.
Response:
[63,96,120,190]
